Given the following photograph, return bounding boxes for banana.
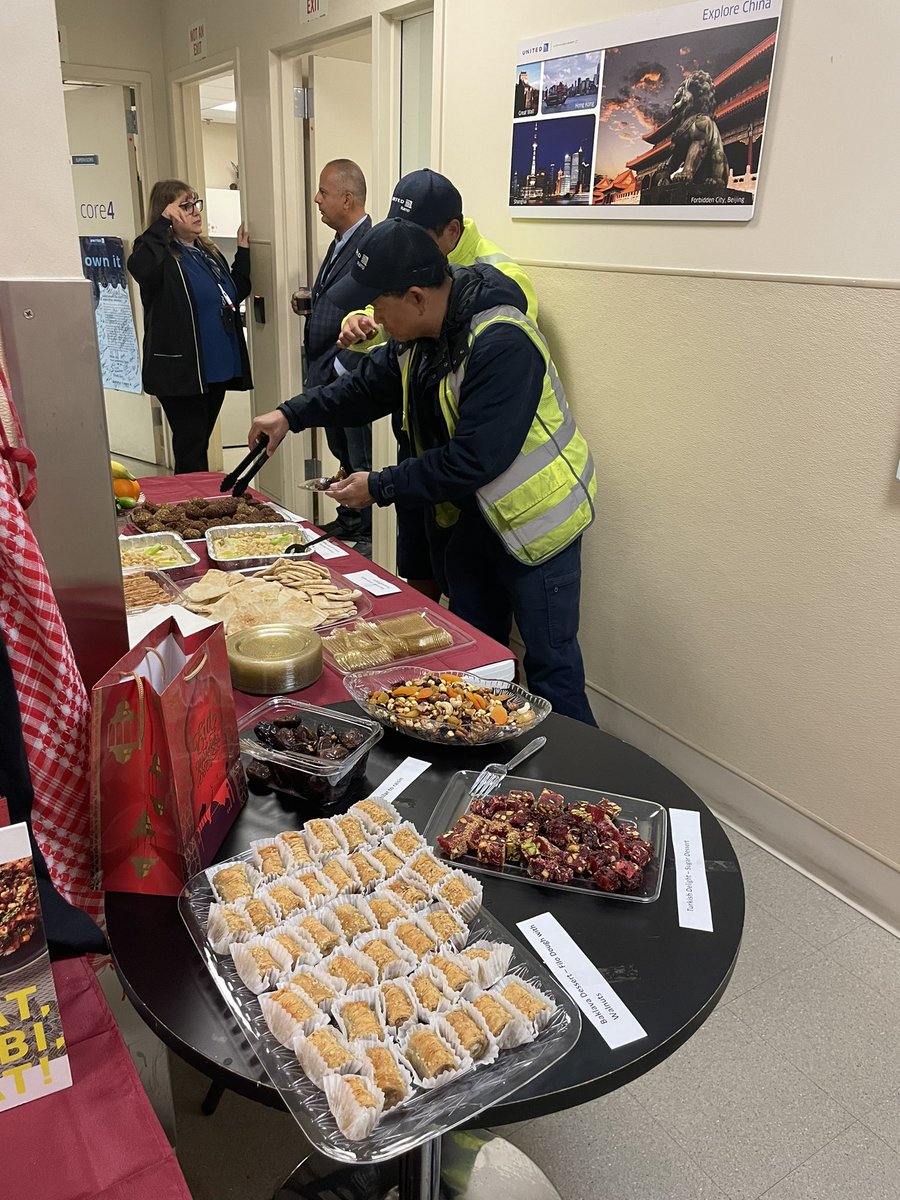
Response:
[110,459,136,481]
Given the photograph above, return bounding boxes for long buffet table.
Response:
[134,472,516,719]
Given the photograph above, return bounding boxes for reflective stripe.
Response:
[478,407,577,504]
[476,251,514,265]
[486,450,596,559]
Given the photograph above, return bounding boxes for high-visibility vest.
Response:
[400,305,596,566]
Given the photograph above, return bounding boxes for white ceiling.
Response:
[199,74,236,124]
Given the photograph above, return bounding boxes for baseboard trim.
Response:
[587,688,900,938]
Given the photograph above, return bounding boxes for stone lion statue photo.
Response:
[656,70,729,188]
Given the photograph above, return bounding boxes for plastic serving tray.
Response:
[321,608,476,675]
[422,773,668,904]
[179,852,581,1164]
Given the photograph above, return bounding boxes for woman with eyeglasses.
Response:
[128,179,252,473]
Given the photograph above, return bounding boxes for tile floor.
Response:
[166,824,900,1200]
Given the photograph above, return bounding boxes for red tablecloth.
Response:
[138,473,516,721]
[4,958,191,1200]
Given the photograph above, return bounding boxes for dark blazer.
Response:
[127,216,253,397]
[303,215,372,388]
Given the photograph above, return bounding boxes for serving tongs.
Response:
[220,435,269,497]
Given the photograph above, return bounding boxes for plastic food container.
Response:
[121,569,185,613]
[423,772,668,904]
[343,668,551,747]
[206,522,314,569]
[118,531,200,578]
[239,697,382,806]
[321,608,475,674]
[227,625,323,695]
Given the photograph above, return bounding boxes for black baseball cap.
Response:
[328,218,449,310]
[386,169,463,229]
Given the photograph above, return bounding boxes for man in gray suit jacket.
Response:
[292,159,372,547]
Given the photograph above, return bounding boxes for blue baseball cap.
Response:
[387,169,463,229]
[328,218,448,310]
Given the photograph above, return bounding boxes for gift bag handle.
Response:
[183,652,208,683]
[115,669,147,751]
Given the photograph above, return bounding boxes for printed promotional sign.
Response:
[510,0,782,221]
[0,824,72,1112]
[79,235,143,393]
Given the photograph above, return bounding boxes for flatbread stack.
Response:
[180,561,362,633]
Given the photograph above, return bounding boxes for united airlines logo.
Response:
[521,41,550,57]
[393,195,413,212]
[357,251,369,269]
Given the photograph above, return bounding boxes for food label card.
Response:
[517,912,647,1049]
[313,539,349,559]
[0,823,72,1111]
[669,808,713,932]
[343,569,402,596]
[371,758,431,803]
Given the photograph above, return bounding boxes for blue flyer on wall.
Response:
[79,236,142,394]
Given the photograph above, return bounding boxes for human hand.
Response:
[162,201,196,239]
[327,471,373,508]
[247,410,289,455]
[237,223,250,248]
[337,314,379,348]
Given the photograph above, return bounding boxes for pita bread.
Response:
[183,570,233,602]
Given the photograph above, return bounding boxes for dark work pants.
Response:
[443,514,597,726]
[158,384,226,474]
[325,423,372,536]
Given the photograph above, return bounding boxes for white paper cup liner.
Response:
[320,945,380,993]
[458,940,514,988]
[382,868,432,912]
[365,843,406,882]
[290,866,339,908]
[207,858,260,903]
[350,796,402,835]
[379,977,420,1033]
[423,949,479,998]
[286,966,347,1012]
[263,876,313,921]
[469,988,534,1050]
[407,964,455,1019]
[259,988,331,1047]
[330,895,376,941]
[231,936,293,994]
[362,889,414,931]
[406,850,452,889]
[493,973,557,1035]
[294,908,345,959]
[355,1039,415,1110]
[236,894,282,939]
[293,1027,363,1089]
[305,816,349,859]
[420,904,469,951]
[333,813,379,853]
[318,852,362,897]
[277,830,315,870]
[332,987,388,1044]
[323,1072,385,1140]
[352,931,418,981]
[207,902,255,954]
[387,915,440,964]
[398,1025,472,1092]
[249,838,290,880]
[435,1001,499,1067]
[383,821,426,861]
[432,868,483,922]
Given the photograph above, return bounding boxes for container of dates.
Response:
[240,698,383,808]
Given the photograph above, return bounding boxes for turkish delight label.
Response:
[371,757,430,803]
[517,911,647,1049]
[0,824,73,1111]
[669,808,714,932]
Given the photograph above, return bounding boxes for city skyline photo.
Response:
[510,113,597,206]
[541,50,602,114]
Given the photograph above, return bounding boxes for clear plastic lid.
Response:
[239,697,383,782]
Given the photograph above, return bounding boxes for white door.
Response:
[64,83,158,464]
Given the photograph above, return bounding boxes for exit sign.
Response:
[302,0,328,19]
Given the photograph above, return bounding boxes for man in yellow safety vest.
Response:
[249,218,596,725]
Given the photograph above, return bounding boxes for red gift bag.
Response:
[90,618,247,895]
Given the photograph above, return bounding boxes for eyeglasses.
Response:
[178,198,204,213]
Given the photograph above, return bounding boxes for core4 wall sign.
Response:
[509,0,783,221]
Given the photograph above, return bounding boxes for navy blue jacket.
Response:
[279,265,544,510]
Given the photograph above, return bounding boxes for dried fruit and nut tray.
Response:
[422,773,668,904]
[179,797,580,1163]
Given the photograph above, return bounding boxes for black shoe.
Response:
[352,539,372,558]
[320,518,360,540]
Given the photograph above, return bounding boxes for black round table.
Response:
[106,706,744,1200]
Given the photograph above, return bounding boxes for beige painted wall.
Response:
[202,121,239,189]
[1,0,80,278]
[439,0,900,865]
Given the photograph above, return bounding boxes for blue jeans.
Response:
[442,513,596,726]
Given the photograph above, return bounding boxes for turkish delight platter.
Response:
[423,773,667,904]
[179,797,580,1164]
